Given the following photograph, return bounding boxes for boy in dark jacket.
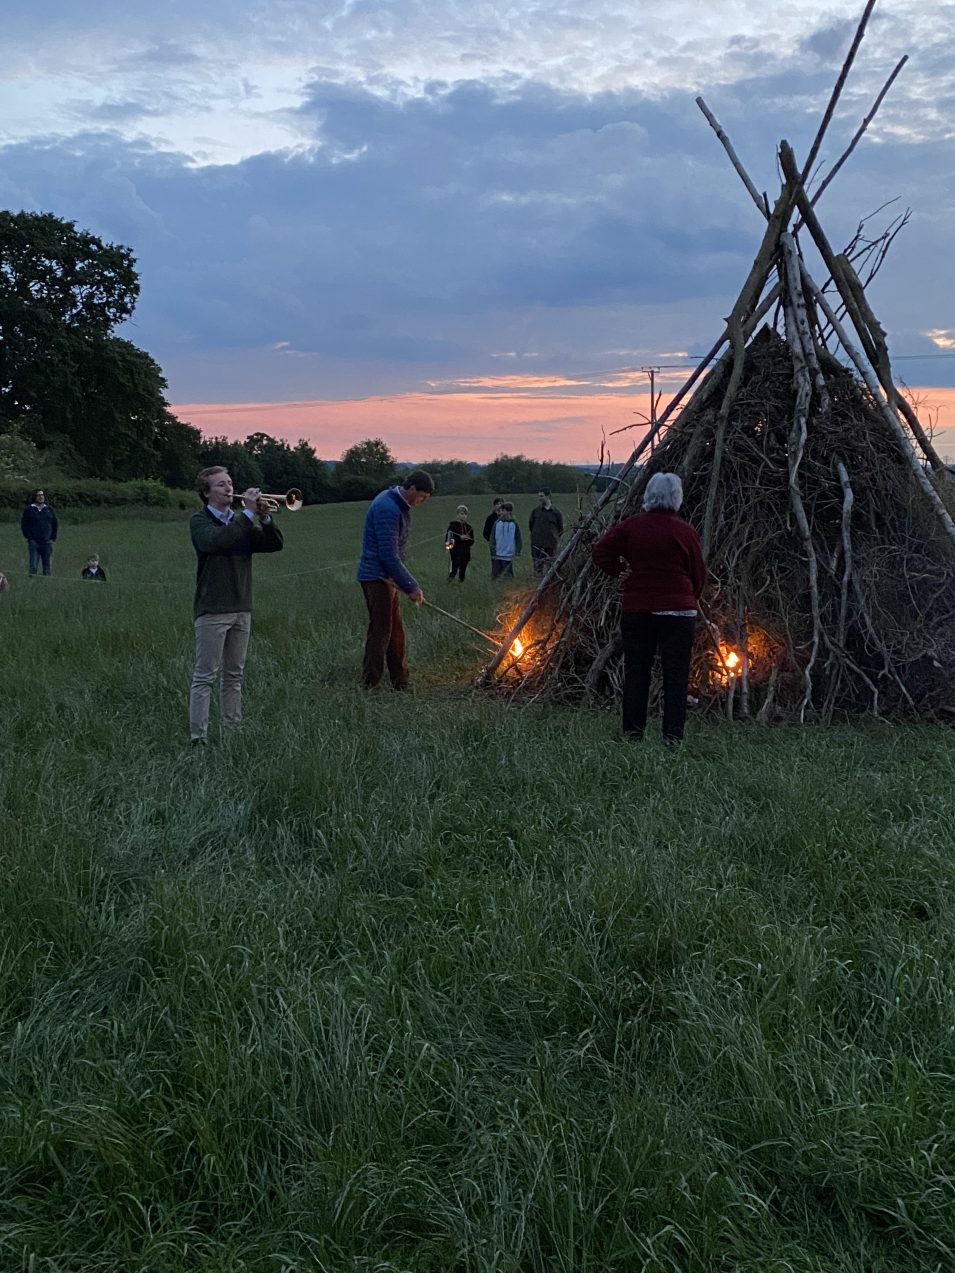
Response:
[482,498,504,542]
[445,504,474,582]
[82,554,107,581]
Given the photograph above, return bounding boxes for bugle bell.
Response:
[235,488,303,513]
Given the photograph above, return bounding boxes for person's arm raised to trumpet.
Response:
[237,488,273,522]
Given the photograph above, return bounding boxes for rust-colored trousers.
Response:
[360,580,410,689]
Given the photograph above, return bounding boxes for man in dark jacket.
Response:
[356,469,433,690]
[188,466,284,745]
[21,489,58,576]
[528,488,564,574]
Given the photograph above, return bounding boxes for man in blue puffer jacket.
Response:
[356,469,434,690]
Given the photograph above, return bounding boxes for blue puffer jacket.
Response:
[356,487,419,594]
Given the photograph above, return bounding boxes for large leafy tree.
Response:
[244,432,331,504]
[484,453,582,493]
[338,437,397,482]
[0,210,200,481]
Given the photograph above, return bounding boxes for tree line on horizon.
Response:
[0,211,583,503]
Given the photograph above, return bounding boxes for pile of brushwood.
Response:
[500,327,955,722]
[483,1,955,723]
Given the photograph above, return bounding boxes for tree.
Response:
[244,432,332,505]
[418,459,488,496]
[338,437,397,482]
[484,453,582,494]
[0,427,41,483]
[196,437,264,493]
[0,210,138,334]
[484,453,542,493]
[0,210,200,482]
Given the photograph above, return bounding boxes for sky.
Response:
[2,0,954,463]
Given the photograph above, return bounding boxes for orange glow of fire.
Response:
[716,642,742,679]
[511,638,524,657]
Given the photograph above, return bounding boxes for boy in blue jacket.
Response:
[489,502,522,579]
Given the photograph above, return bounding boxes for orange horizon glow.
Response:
[173,386,955,466]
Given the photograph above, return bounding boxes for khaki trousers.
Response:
[189,611,252,741]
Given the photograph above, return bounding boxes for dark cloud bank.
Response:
[1,72,952,402]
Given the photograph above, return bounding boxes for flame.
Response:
[511,638,524,657]
[715,642,742,680]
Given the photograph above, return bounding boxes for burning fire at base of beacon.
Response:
[719,644,741,677]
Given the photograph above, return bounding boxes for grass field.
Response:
[1,496,954,1272]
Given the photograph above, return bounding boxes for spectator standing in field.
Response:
[188,466,284,746]
[82,554,107,581]
[357,469,434,691]
[445,505,474,582]
[591,472,706,746]
[528,487,565,575]
[482,497,504,543]
[489,502,522,579]
[20,488,57,576]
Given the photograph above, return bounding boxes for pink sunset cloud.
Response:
[174,386,955,466]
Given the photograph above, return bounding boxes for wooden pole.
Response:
[800,0,879,188]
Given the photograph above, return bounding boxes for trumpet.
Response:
[234,488,304,513]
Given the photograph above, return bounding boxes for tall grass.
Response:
[1,498,953,1271]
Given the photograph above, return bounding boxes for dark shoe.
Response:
[624,730,644,742]
[662,736,682,749]
[190,738,207,748]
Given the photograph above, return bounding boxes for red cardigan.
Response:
[591,509,707,613]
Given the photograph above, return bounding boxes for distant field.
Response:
[1,497,954,1272]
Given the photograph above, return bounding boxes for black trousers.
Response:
[531,544,556,575]
[621,613,696,740]
[448,548,470,581]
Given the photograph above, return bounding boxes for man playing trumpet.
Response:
[188,466,284,746]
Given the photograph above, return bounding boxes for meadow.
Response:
[1,495,954,1273]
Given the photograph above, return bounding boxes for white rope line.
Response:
[0,533,451,589]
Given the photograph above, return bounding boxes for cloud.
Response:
[1,1,953,441]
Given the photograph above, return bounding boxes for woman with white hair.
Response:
[592,472,707,744]
[445,504,475,582]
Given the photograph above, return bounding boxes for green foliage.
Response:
[195,433,333,505]
[332,471,389,502]
[486,452,583,493]
[196,436,264,492]
[338,436,397,482]
[417,457,489,496]
[0,210,202,483]
[0,427,41,483]
[0,499,954,1271]
[0,476,173,511]
[0,209,138,332]
[243,431,332,504]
